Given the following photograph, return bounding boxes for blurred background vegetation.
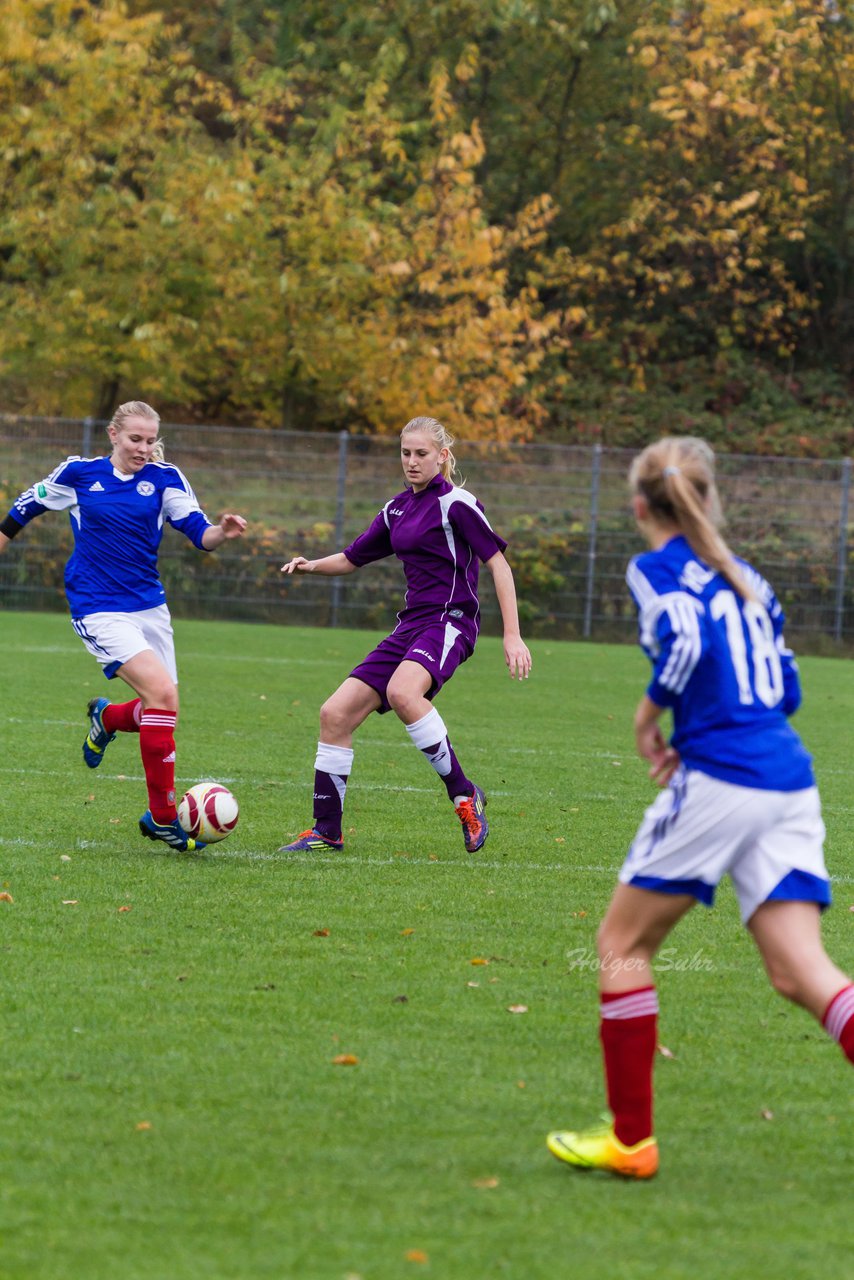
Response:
[1,0,852,454]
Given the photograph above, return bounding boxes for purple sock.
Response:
[405,708,472,801]
[312,743,353,841]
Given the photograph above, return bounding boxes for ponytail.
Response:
[629,437,755,602]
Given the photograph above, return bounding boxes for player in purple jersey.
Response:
[0,401,247,853]
[546,437,853,1180]
[278,415,532,855]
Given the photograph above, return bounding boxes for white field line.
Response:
[1,835,853,886]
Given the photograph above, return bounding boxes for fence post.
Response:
[82,416,94,456]
[330,430,349,627]
[583,443,602,639]
[834,456,851,643]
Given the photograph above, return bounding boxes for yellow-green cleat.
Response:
[547,1122,659,1179]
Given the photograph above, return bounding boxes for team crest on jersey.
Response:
[136,480,155,496]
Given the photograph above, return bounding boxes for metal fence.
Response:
[1,414,852,645]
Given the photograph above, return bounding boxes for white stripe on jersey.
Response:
[659,594,702,694]
[438,488,492,617]
[159,463,204,524]
[630,562,703,690]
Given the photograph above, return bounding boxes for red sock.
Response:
[103,699,142,734]
[822,984,854,1065]
[600,986,659,1146]
[139,708,178,823]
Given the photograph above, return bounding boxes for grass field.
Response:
[1,609,851,1280]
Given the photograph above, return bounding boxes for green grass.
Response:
[1,611,852,1280]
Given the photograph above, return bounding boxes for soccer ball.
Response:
[178,782,239,844]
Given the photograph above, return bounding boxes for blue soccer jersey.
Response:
[343,474,507,643]
[6,455,212,615]
[626,535,814,791]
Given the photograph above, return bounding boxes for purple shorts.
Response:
[350,620,474,713]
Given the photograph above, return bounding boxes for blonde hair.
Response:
[401,416,458,483]
[629,436,755,601]
[108,400,165,463]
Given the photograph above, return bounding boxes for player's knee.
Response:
[319,697,348,738]
[597,919,630,960]
[386,682,413,719]
[765,960,802,1004]
[147,681,178,711]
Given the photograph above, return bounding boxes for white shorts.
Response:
[619,767,830,923]
[71,605,178,683]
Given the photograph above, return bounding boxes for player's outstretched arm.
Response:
[485,551,532,680]
[281,552,358,576]
[201,513,248,550]
[0,531,10,556]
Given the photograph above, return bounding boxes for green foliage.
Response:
[0,1,852,445]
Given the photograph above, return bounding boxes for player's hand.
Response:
[218,513,247,538]
[504,636,532,680]
[281,556,313,574]
[636,721,680,787]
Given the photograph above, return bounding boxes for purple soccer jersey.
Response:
[343,474,507,645]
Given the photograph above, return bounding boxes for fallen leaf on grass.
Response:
[60,855,71,863]
[405,1251,429,1265]
[517,1080,526,1089]
[392,994,408,1003]
[471,1176,500,1189]
[657,1044,676,1059]
[62,900,79,906]
[761,1108,774,1121]
[118,905,132,913]
[470,957,489,966]
[508,1005,528,1014]
[0,892,13,903]
[109,818,121,825]
[400,927,415,937]
[332,1054,359,1066]
[313,928,330,937]
[135,1121,152,1131]
[466,981,480,988]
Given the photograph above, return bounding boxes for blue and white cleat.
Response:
[277,828,344,853]
[455,783,489,852]
[138,810,205,853]
[83,697,116,768]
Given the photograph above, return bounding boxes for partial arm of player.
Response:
[201,513,248,550]
[0,530,10,555]
[633,694,680,787]
[484,550,532,680]
[281,552,358,576]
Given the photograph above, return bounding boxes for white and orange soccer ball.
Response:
[178,782,239,844]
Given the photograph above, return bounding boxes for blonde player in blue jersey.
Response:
[547,436,854,1179]
[0,401,247,852]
